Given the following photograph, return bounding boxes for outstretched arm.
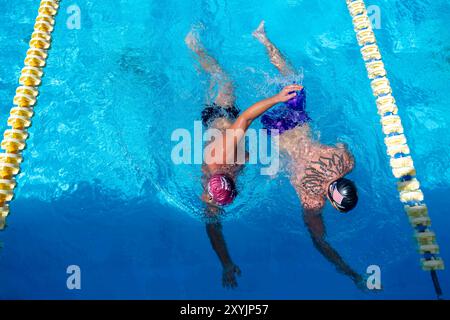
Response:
[303,209,363,287]
[205,218,241,288]
[218,85,301,165]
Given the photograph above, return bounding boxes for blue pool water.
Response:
[0,0,449,299]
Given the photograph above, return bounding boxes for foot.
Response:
[353,274,368,292]
[352,273,382,293]
[252,20,267,43]
[185,29,200,52]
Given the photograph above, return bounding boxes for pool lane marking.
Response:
[346,0,444,297]
[0,0,61,230]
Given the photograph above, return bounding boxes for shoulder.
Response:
[333,143,355,175]
[301,192,326,211]
[293,181,326,211]
[291,176,325,211]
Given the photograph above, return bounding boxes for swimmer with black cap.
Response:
[254,21,363,288]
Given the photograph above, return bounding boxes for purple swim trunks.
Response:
[261,87,311,134]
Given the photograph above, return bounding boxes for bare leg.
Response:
[185,29,235,107]
[253,20,295,77]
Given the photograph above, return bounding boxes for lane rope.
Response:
[0,0,61,230]
[345,0,444,299]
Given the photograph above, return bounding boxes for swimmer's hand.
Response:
[353,273,374,292]
[222,263,241,289]
[274,84,303,103]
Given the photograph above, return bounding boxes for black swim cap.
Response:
[331,178,358,212]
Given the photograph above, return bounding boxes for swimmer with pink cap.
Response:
[199,82,300,209]
[186,30,301,208]
[186,27,302,288]
[206,174,237,206]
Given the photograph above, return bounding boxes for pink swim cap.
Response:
[207,174,237,206]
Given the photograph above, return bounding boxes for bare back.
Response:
[280,126,354,211]
[202,118,245,181]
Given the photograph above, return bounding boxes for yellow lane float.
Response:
[0,0,60,230]
[346,0,444,297]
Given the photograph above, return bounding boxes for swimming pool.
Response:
[0,0,449,299]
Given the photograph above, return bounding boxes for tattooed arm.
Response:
[296,187,362,287]
[294,146,361,286]
[302,206,363,286]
